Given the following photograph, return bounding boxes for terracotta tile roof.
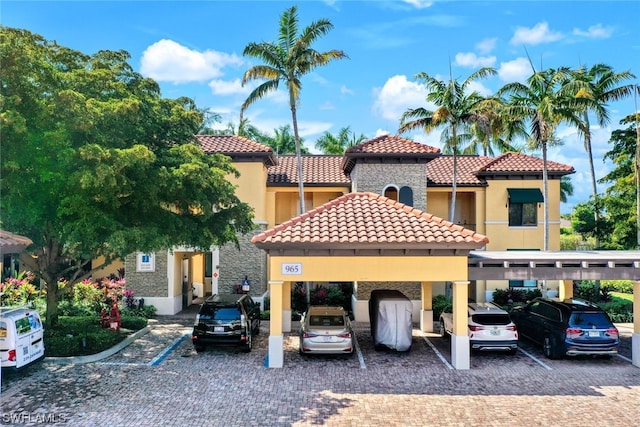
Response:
[252,192,488,250]
[343,134,441,175]
[478,152,574,176]
[0,230,33,255]
[195,134,276,166]
[345,134,441,155]
[427,156,493,186]
[267,155,350,186]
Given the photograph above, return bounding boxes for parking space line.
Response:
[422,336,454,370]
[353,331,366,369]
[149,333,189,366]
[517,347,553,370]
[616,354,632,363]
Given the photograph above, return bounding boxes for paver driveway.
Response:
[1,316,639,427]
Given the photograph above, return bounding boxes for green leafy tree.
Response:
[560,176,574,203]
[0,28,254,327]
[241,5,347,213]
[599,118,638,249]
[399,67,497,222]
[315,126,366,154]
[497,66,589,250]
[570,64,637,246]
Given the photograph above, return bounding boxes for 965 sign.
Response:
[281,263,302,275]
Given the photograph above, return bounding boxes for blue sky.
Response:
[3,0,639,213]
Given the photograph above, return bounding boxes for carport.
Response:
[252,192,489,369]
[469,251,640,368]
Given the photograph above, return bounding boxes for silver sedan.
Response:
[299,306,354,356]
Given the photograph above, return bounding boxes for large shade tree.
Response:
[241,5,347,213]
[0,27,255,327]
[399,67,497,223]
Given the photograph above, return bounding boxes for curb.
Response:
[45,326,151,365]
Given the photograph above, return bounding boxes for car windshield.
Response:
[309,315,344,327]
[471,313,511,325]
[569,312,612,329]
[199,307,240,321]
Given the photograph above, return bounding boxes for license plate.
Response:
[490,329,500,336]
[323,336,333,342]
[214,326,224,332]
[588,331,599,337]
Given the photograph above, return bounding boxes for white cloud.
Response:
[510,22,564,46]
[140,39,242,84]
[497,57,533,82]
[476,38,497,54]
[319,101,335,110]
[208,78,248,96]
[401,0,434,9]
[466,81,493,97]
[573,24,613,39]
[372,75,431,122]
[341,85,354,95]
[454,52,496,68]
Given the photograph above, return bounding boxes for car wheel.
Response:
[543,335,562,360]
[440,320,448,338]
[194,345,205,353]
[243,333,252,353]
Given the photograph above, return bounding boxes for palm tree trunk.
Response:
[583,112,600,248]
[450,151,458,223]
[289,92,305,214]
[542,142,550,251]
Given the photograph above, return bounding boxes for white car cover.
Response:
[369,290,413,352]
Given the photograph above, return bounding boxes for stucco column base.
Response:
[420,310,433,333]
[268,335,284,368]
[282,309,292,333]
[451,334,470,370]
[632,333,640,368]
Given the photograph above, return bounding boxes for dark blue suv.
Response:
[509,297,619,359]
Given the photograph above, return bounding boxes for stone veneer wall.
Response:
[355,281,421,301]
[218,225,268,297]
[350,163,427,212]
[124,251,168,297]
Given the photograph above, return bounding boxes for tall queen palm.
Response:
[241,6,347,213]
[399,67,497,223]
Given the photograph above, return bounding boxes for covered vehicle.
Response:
[369,289,413,352]
[299,306,354,356]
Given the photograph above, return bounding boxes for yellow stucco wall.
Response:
[268,256,469,282]
[484,179,561,250]
[268,187,348,227]
[230,162,268,222]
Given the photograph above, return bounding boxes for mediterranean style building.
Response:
[122,134,574,318]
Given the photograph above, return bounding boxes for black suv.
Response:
[192,294,261,353]
[509,297,619,359]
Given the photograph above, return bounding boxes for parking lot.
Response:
[2,317,639,426]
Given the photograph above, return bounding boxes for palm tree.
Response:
[398,67,497,223]
[560,176,574,203]
[267,124,310,155]
[570,64,637,247]
[462,98,526,156]
[241,5,348,213]
[497,66,589,250]
[315,126,366,154]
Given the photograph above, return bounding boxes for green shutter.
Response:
[507,188,544,203]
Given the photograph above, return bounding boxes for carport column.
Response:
[633,281,640,368]
[282,281,292,333]
[559,279,573,300]
[451,280,470,370]
[420,281,433,333]
[268,280,284,368]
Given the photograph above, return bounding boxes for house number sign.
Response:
[281,263,302,275]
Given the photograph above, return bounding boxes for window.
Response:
[508,188,543,227]
[399,186,413,207]
[508,248,539,288]
[384,186,398,201]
